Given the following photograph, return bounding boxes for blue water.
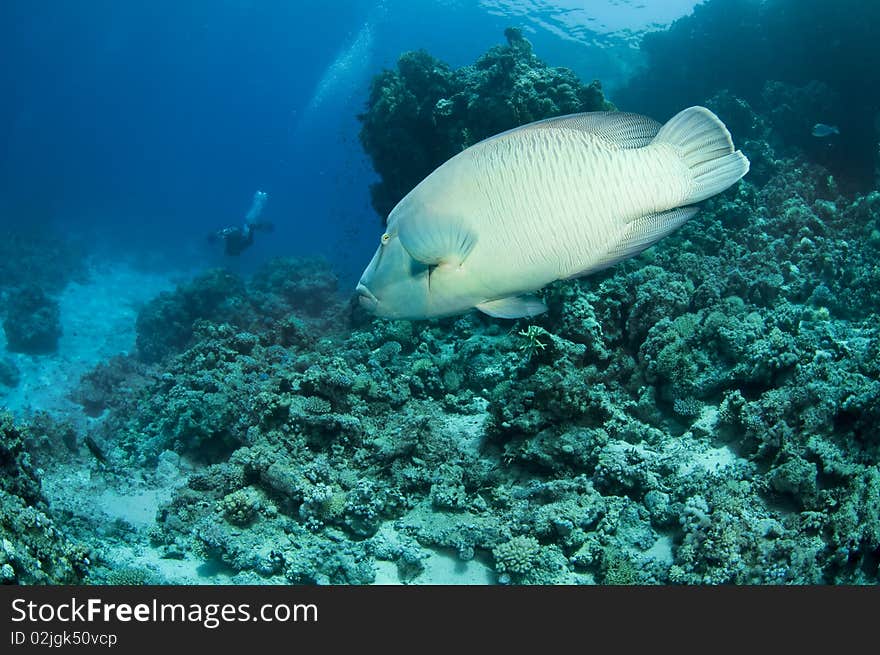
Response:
[0,0,691,285]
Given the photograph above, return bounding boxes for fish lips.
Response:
[355,283,379,313]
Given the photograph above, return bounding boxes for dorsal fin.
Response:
[481,111,663,150]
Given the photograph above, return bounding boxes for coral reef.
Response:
[0,225,87,294]
[71,355,153,417]
[0,357,20,388]
[93,566,165,586]
[2,285,63,354]
[493,535,541,580]
[3,28,879,587]
[0,414,90,584]
[359,28,613,219]
[134,269,250,364]
[134,258,339,364]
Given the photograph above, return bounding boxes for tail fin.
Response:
[653,106,749,204]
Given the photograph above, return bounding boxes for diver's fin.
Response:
[398,213,477,266]
[484,111,662,150]
[566,207,699,279]
[652,106,750,203]
[477,295,547,319]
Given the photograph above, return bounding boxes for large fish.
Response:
[356,106,749,320]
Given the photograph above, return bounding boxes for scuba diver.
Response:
[208,190,274,255]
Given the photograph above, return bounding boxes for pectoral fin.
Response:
[477,295,548,319]
[398,214,477,267]
[483,111,662,149]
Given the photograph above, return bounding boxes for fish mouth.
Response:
[355,283,379,312]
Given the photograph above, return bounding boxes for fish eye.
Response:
[381,233,391,245]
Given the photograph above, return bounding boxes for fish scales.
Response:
[466,130,684,281]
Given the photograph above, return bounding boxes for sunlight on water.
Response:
[480,0,703,42]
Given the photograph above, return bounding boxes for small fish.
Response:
[356,106,749,320]
[84,435,108,464]
[812,123,840,138]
